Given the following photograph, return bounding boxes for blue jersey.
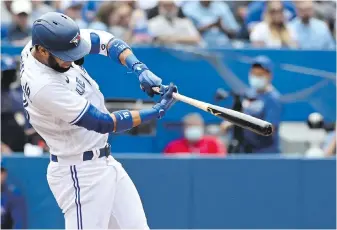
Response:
[1,184,27,229]
[242,88,282,153]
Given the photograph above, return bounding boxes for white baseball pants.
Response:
[47,155,149,229]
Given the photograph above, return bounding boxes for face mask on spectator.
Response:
[249,75,268,90]
[184,126,204,142]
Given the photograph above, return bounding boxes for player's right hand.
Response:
[137,67,163,98]
[153,83,178,119]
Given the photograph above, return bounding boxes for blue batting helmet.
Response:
[32,12,90,62]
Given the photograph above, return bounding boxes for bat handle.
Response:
[152,86,179,100]
[152,87,209,111]
[152,87,161,94]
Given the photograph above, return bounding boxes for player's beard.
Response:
[47,55,71,73]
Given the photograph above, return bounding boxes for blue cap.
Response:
[32,12,90,62]
[251,55,273,73]
[1,55,17,71]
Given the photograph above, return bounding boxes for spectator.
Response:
[245,0,296,33]
[148,1,201,46]
[227,1,250,25]
[1,55,26,153]
[164,113,227,155]
[313,0,336,35]
[90,2,148,44]
[7,0,32,46]
[1,1,13,40]
[82,1,103,24]
[182,0,239,46]
[147,0,186,19]
[250,1,298,48]
[129,8,153,44]
[221,56,282,154]
[29,0,55,26]
[290,1,335,50]
[109,3,134,42]
[88,2,114,31]
[60,0,87,29]
[1,1,13,25]
[1,159,28,229]
[226,1,250,40]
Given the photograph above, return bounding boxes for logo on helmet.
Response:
[70,32,80,46]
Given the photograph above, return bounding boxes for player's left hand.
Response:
[138,69,163,97]
[153,83,178,118]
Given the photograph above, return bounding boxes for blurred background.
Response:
[1,0,336,229]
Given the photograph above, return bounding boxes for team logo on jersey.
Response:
[76,77,85,95]
[70,32,80,46]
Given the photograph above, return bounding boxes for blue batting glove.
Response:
[133,63,163,97]
[153,83,178,118]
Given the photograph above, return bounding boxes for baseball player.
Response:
[20,12,177,229]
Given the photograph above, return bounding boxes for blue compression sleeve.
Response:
[139,108,160,121]
[74,104,160,134]
[125,54,148,76]
[75,104,114,134]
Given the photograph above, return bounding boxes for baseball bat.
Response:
[153,87,273,136]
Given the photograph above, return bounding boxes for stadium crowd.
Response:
[1,0,336,157]
[1,0,336,49]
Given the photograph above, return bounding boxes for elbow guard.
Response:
[107,38,148,76]
[74,104,114,134]
[107,38,131,64]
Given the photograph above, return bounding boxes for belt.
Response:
[51,144,111,162]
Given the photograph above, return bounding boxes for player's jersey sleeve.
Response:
[80,29,115,57]
[32,82,90,124]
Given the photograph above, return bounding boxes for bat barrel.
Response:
[152,86,273,136]
[207,105,273,136]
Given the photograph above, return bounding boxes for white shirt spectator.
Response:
[250,21,297,48]
[182,1,239,46]
[290,18,335,50]
[148,15,200,45]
